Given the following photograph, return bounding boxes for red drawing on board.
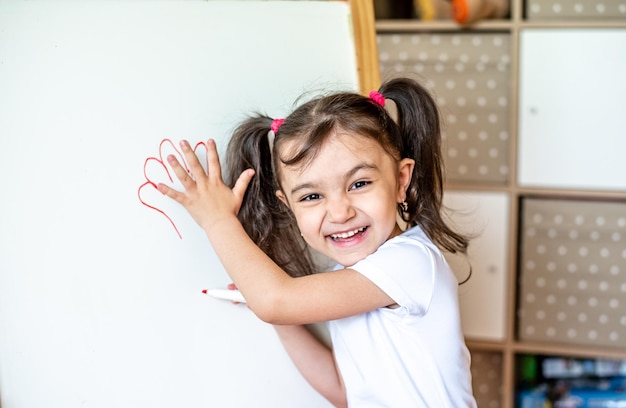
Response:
[138,138,208,239]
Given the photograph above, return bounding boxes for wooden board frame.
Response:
[350,0,381,93]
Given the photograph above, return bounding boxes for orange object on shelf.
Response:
[451,0,509,25]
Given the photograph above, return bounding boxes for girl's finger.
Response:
[157,182,184,203]
[205,139,223,182]
[167,153,194,189]
[179,140,207,182]
[232,169,255,203]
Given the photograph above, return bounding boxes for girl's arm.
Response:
[158,139,394,324]
[274,324,347,408]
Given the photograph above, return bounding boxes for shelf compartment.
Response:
[526,0,626,20]
[471,349,504,407]
[377,31,512,185]
[517,28,626,191]
[517,197,626,349]
[444,191,510,341]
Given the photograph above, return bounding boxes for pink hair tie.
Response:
[271,118,285,133]
[369,90,385,107]
[268,118,284,153]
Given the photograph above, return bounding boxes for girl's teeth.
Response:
[331,227,364,239]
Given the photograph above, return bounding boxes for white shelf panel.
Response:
[443,191,510,341]
[518,28,626,191]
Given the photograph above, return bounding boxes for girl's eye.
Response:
[300,193,321,202]
[351,180,371,190]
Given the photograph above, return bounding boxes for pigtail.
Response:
[225,114,315,277]
[379,78,469,255]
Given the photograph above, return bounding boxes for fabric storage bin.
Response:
[470,351,503,407]
[526,0,626,20]
[377,32,511,185]
[517,197,626,349]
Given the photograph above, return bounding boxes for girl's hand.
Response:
[157,139,255,232]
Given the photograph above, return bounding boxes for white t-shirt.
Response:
[327,226,477,408]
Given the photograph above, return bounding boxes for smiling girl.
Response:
[158,77,477,407]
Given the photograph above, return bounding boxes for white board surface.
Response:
[0,1,359,407]
[518,29,626,191]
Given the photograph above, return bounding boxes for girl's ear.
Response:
[397,158,415,202]
[276,190,289,207]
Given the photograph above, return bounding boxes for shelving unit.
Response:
[375,1,626,407]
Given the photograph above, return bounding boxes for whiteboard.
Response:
[518,29,626,191]
[0,1,360,407]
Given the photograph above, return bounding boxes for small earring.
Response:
[400,201,408,212]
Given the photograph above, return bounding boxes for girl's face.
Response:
[276,132,414,267]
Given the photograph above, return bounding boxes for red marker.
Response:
[202,288,246,303]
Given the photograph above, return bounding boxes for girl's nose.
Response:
[326,195,356,223]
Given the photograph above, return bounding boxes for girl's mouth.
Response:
[329,227,367,241]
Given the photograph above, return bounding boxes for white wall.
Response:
[0,2,359,407]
